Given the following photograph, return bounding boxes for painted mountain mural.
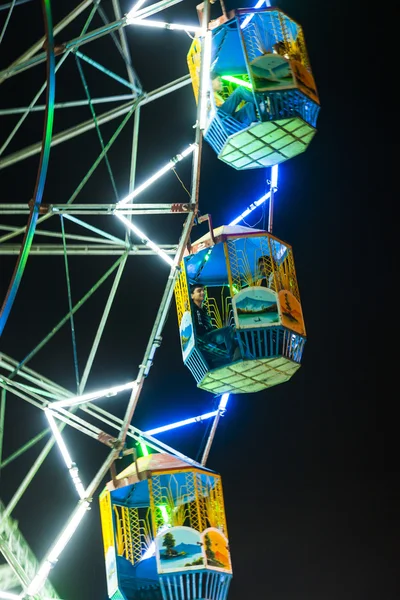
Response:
[234,289,280,328]
[202,529,231,573]
[236,297,277,314]
[278,290,305,335]
[180,312,195,358]
[157,527,204,572]
[181,323,193,351]
[174,543,202,554]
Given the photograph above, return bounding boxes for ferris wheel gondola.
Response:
[187,6,320,169]
[174,225,306,395]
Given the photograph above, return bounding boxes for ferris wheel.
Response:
[0,1,320,599]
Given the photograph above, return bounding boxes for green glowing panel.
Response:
[229,361,255,373]
[265,374,291,385]
[273,134,295,149]
[206,380,225,391]
[267,357,289,367]
[220,373,244,383]
[243,139,265,153]
[243,364,268,377]
[302,132,315,144]
[252,121,277,135]
[218,118,316,170]
[199,356,301,394]
[242,382,267,393]
[279,118,302,132]
[295,124,314,137]
[280,363,300,374]
[229,130,255,148]
[250,146,275,160]
[210,366,232,379]
[233,156,254,168]
[215,384,235,393]
[258,152,286,166]
[281,141,306,157]
[221,147,243,161]
[262,129,287,144]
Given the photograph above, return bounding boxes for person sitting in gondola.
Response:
[211,71,257,127]
[273,39,302,62]
[256,255,278,290]
[190,283,238,358]
[257,255,296,292]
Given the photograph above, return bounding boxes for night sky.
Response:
[0,1,395,600]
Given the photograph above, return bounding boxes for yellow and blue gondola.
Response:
[174,225,306,395]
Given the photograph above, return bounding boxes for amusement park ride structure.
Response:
[0,0,319,598]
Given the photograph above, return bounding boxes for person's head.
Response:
[258,255,277,274]
[272,40,289,59]
[211,71,223,92]
[190,283,205,307]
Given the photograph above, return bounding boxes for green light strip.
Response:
[157,504,170,524]
[140,442,149,456]
[221,75,253,90]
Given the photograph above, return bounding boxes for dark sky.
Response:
[0,1,395,600]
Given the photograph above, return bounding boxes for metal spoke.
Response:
[0,0,223,597]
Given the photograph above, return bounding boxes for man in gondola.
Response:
[190,283,239,359]
[211,71,257,127]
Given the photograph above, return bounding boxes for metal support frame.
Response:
[0,351,214,472]
[0,76,191,169]
[0,0,232,597]
[0,0,187,83]
[0,501,60,599]
[0,203,193,215]
[0,244,178,256]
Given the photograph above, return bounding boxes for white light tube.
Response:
[0,592,22,600]
[50,380,138,409]
[69,465,86,499]
[240,0,266,30]
[115,213,175,267]
[26,501,90,597]
[145,410,219,436]
[128,18,201,33]
[117,144,195,206]
[45,409,73,468]
[47,501,90,562]
[45,410,86,499]
[126,0,148,20]
[25,563,52,597]
[229,191,271,226]
[218,393,230,410]
[199,30,212,130]
[271,164,278,190]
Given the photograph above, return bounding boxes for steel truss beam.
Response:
[0,244,178,256]
[0,200,191,253]
[0,75,191,170]
[0,1,219,597]
[0,0,187,84]
[0,95,135,115]
[0,352,209,469]
[0,203,193,215]
[0,501,60,598]
[0,563,20,593]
